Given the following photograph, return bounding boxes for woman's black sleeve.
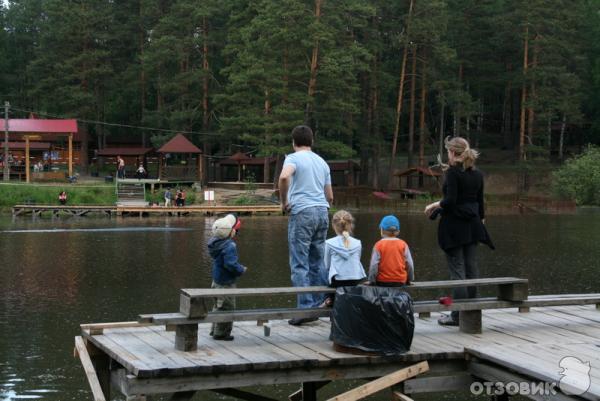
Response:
[478,174,485,219]
[439,169,458,210]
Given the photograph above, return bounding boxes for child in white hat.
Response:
[207,214,246,340]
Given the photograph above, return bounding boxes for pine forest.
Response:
[1,0,600,186]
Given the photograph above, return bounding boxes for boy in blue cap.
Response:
[368,215,414,286]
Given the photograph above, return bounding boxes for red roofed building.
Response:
[2,118,85,182]
[156,134,203,182]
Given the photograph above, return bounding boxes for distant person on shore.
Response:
[58,191,67,205]
[180,189,186,206]
[278,125,333,325]
[207,214,246,341]
[164,188,173,207]
[321,210,366,307]
[117,155,125,179]
[424,136,494,327]
[367,215,414,287]
[135,164,146,179]
[175,189,183,207]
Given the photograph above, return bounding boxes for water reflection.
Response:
[0,212,598,400]
[1,227,191,233]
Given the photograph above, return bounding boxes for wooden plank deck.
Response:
[81,305,600,399]
[115,204,281,216]
[13,204,281,217]
[12,204,115,217]
[466,306,600,401]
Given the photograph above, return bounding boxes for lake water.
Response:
[1,211,599,400]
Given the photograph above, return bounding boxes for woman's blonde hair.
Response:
[444,136,479,170]
[332,210,354,248]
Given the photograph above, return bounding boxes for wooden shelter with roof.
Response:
[95,147,154,178]
[216,151,277,183]
[328,159,361,187]
[156,134,203,182]
[394,166,443,193]
[2,117,81,182]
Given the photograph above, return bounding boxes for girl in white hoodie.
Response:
[322,210,367,307]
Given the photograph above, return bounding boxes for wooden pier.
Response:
[75,282,600,401]
[77,305,600,401]
[12,204,281,217]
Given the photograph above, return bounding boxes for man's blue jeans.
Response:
[288,207,329,308]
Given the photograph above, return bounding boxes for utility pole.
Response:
[3,101,9,181]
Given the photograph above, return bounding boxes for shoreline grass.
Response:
[0,183,116,207]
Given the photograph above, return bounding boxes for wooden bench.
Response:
[138,277,530,351]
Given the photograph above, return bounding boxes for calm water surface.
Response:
[0,212,599,400]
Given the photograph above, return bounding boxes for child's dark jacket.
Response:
[208,237,246,285]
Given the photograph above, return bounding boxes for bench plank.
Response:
[181,278,528,298]
[141,294,600,328]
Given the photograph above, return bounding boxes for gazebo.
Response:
[2,118,79,182]
[394,166,442,192]
[327,160,361,187]
[156,134,203,182]
[96,147,154,177]
[217,152,277,183]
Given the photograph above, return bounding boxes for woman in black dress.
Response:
[424,137,493,326]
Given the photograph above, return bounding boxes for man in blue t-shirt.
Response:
[279,125,333,325]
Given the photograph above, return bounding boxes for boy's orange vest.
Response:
[374,239,408,283]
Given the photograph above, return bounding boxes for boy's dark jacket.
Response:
[208,237,246,285]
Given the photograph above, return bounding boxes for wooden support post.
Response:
[68,133,73,178]
[418,312,430,319]
[197,154,203,183]
[596,303,600,310]
[459,310,482,334]
[25,136,30,183]
[289,381,330,401]
[518,306,530,313]
[301,382,318,401]
[180,293,209,319]
[93,352,111,399]
[175,324,198,351]
[498,282,528,301]
[158,155,163,180]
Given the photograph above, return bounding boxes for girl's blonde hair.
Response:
[332,210,354,248]
[444,136,479,170]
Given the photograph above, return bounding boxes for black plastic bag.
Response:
[330,285,414,355]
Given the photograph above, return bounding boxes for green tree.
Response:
[27,1,113,121]
[553,146,600,205]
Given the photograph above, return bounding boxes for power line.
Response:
[9,106,222,137]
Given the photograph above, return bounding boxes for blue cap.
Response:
[379,215,400,232]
